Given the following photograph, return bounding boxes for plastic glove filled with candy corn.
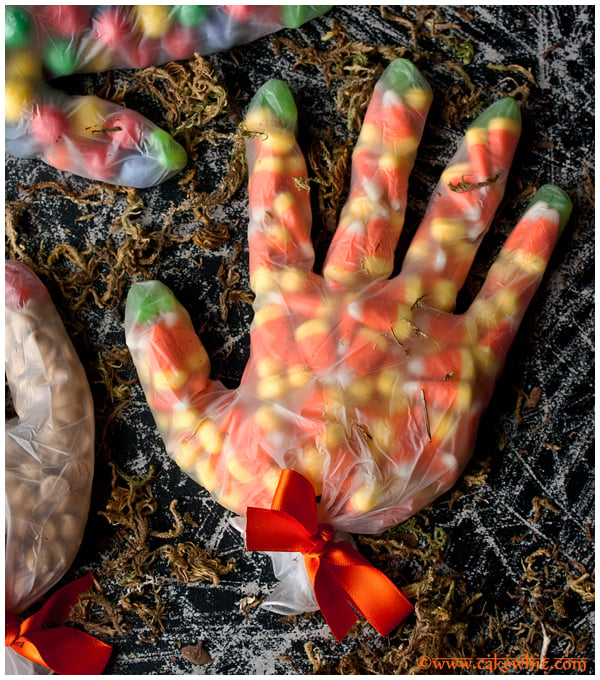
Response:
[5,5,330,187]
[5,261,111,674]
[125,59,573,641]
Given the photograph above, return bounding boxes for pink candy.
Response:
[30,103,67,144]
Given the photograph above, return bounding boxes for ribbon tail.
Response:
[15,627,112,675]
[330,559,414,638]
[310,559,358,642]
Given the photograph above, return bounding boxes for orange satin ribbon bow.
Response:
[5,573,112,674]
[246,469,414,641]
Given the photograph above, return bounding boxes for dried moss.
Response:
[130,54,249,251]
[510,546,594,658]
[70,464,235,643]
[448,172,500,193]
[273,20,380,88]
[6,183,189,311]
[306,136,353,237]
[487,62,536,106]
[131,54,229,157]
[306,520,594,674]
[96,345,134,405]
[216,240,254,321]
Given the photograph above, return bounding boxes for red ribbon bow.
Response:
[246,469,413,641]
[5,573,112,675]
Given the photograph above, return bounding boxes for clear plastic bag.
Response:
[5,5,331,187]
[124,60,573,636]
[5,260,96,673]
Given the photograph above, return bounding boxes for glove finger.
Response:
[395,97,522,311]
[244,79,314,300]
[5,260,95,444]
[125,280,284,512]
[5,79,187,188]
[323,58,432,285]
[467,184,572,383]
[125,280,225,480]
[5,260,95,612]
[5,6,186,188]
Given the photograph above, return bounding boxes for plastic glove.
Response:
[5,5,330,188]
[5,261,107,674]
[124,59,572,624]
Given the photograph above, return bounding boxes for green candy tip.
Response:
[147,129,188,171]
[126,280,177,325]
[5,6,33,50]
[173,4,207,27]
[247,79,298,131]
[472,97,521,129]
[281,5,332,29]
[43,38,79,77]
[381,58,432,96]
[529,184,573,232]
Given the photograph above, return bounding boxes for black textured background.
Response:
[5,5,594,675]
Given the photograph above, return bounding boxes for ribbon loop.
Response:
[246,469,414,642]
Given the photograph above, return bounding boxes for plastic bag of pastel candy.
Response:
[124,59,573,641]
[5,261,111,675]
[5,5,331,188]
[5,6,332,74]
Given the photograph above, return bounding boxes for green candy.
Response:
[528,184,573,232]
[248,79,297,131]
[126,281,177,325]
[471,97,521,129]
[43,38,79,77]
[281,5,332,29]
[147,130,188,171]
[173,5,207,27]
[5,6,33,50]
[380,58,432,99]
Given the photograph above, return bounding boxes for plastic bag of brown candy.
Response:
[5,260,111,675]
